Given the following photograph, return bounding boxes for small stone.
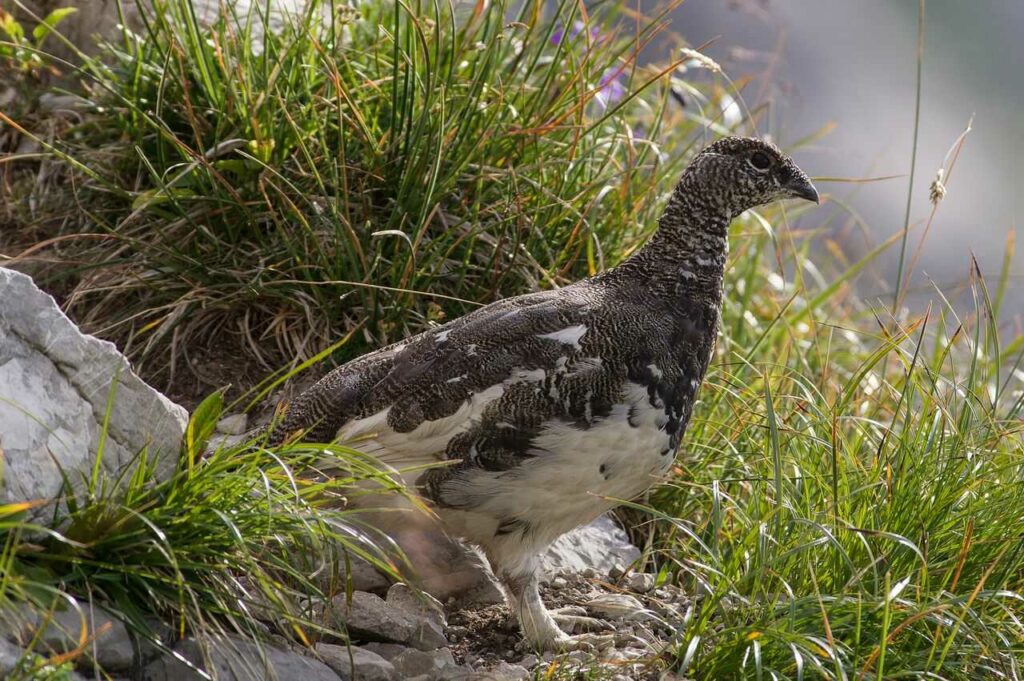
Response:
[385,583,447,650]
[478,661,531,680]
[315,643,398,681]
[609,564,628,579]
[215,413,249,435]
[390,647,461,681]
[358,642,408,660]
[34,607,135,672]
[517,653,539,669]
[623,572,656,593]
[328,591,415,646]
[581,567,597,579]
[550,576,568,589]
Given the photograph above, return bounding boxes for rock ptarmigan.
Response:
[264,136,818,650]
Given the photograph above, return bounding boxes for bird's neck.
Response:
[608,177,731,308]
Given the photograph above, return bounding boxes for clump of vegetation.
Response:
[4,0,713,388]
[1,0,1022,679]
[645,244,1024,678]
[1,391,407,679]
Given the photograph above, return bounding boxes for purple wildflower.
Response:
[595,68,626,110]
[551,19,600,46]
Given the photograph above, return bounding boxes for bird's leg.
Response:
[500,571,615,652]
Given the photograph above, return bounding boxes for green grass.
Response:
[639,238,1024,678]
[0,390,412,679]
[2,0,1023,679]
[3,0,707,385]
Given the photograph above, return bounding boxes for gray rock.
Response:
[328,589,446,651]
[35,606,135,671]
[541,515,640,579]
[315,643,397,681]
[335,554,391,594]
[215,413,248,435]
[623,572,656,593]
[0,637,25,675]
[481,662,531,680]
[142,635,340,681]
[328,591,415,646]
[0,268,188,516]
[389,647,462,681]
[385,583,447,650]
[358,642,408,660]
[0,636,92,680]
[1,604,143,673]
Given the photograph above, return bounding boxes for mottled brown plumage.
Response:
[263,136,818,650]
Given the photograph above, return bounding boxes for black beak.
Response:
[787,174,820,204]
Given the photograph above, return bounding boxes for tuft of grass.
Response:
[638,228,1024,679]
[2,0,727,389]
[0,391,411,678]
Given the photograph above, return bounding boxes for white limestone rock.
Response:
[0,268,188,513]
[540,515,641,579]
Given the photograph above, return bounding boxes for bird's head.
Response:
[683,136,819,217]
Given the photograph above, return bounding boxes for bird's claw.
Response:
[550,607,614,634]
[548,631,618,652]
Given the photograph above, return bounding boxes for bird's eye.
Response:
[748,152,772,171]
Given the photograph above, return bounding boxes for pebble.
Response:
[623,572,656,593]
[517,653,539,669]
[390,647,463,681]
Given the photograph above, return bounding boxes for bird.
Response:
[263,136,819,651]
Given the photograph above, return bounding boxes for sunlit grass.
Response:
[0,391,410,679]
[3,0,709,386]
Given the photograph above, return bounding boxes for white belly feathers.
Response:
[332,376,674,540]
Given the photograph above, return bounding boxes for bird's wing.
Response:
[268,287,604,467]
